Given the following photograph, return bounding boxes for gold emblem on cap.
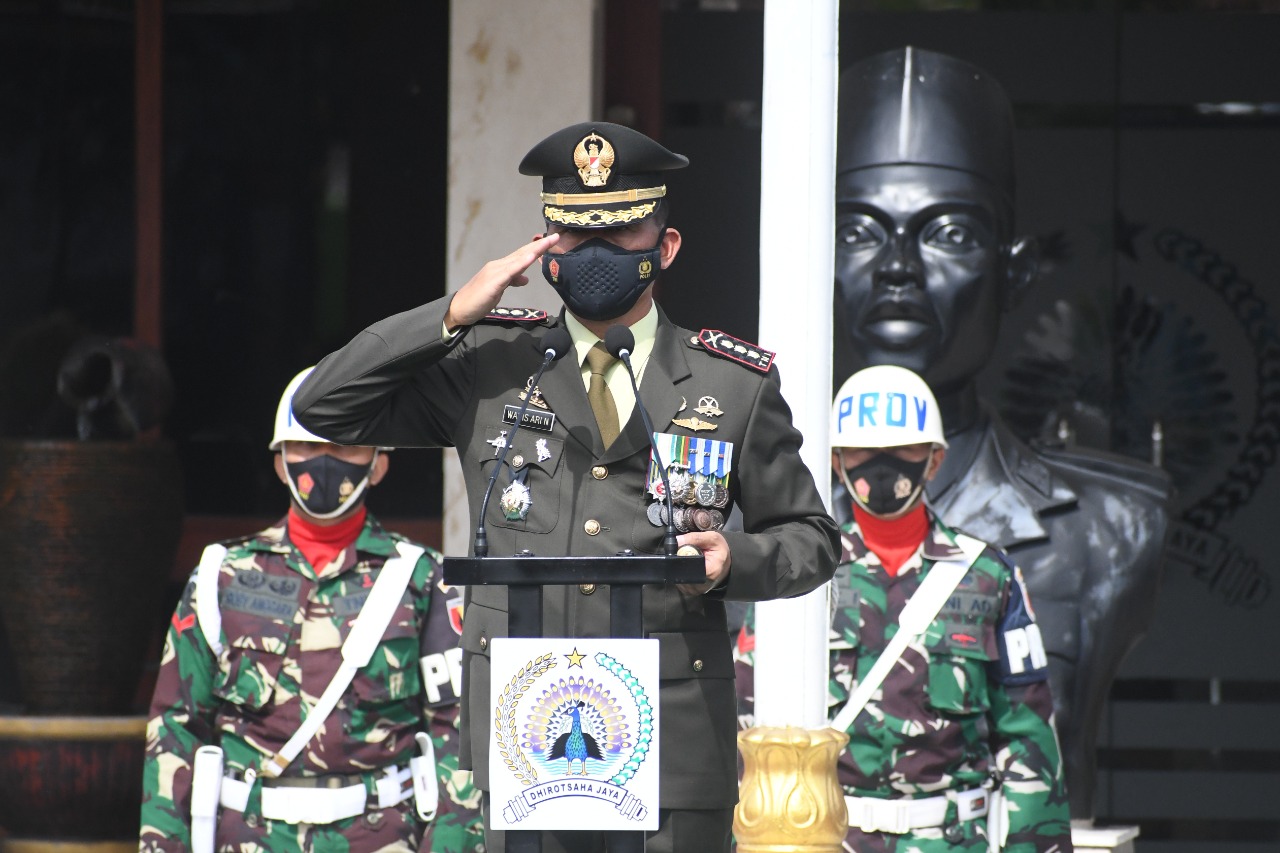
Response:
[574,133,615,187]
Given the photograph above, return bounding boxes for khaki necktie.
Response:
[585,342,620,449]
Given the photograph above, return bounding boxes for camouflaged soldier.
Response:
[739,366,1070,852]
[140,368,483,853]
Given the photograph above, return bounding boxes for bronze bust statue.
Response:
[834,46,1173,821]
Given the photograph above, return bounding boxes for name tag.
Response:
[503,405,557,433]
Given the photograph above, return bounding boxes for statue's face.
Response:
[835,164,1010,394]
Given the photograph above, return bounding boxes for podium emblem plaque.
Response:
[488,637,660,831]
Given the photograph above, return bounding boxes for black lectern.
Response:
[444,552,706,853]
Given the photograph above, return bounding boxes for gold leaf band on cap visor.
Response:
[544,201,659,227]
[540,185,667,205]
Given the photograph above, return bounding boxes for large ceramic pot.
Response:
[0,439,183,715]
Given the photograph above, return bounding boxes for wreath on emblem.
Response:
[494,653,558,786]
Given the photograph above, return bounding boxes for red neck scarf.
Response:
[853,503,928,577]
[288,505,366,572]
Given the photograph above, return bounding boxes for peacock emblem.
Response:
[549,701,602,776]
[522,676,631,779]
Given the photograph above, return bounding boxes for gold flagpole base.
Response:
[734,725,849,853]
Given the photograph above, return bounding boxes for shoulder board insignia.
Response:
[690,329,775,374]
[481,307,549,323]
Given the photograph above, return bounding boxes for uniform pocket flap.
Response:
[460,601,507,656]
[650,631,733,679]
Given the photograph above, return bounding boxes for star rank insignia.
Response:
[689,329,775,374]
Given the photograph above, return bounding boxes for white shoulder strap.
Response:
[195,544,229,657]
[261,541,425,778]
[829,533,986,734]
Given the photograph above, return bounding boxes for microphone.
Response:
[475,327,573,557]
[605,325,679,557]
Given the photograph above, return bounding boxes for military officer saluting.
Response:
[293,121,839,853]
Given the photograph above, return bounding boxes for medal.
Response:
[648,478,667,501]
[499,477,532,521]
[694,508,725,532]
[713,484,729,508]
[695,482,717,507]
[646,501,665,528]
[667,470,692,503]
[673,507,691,533]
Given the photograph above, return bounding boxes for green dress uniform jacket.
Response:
[293,296,840,809]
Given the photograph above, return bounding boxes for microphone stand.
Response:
[609,334,680,557]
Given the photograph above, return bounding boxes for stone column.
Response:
[444,0,600,556]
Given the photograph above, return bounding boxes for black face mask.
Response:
[542,235,662,321]
[283,453,375,519]
[842,451,931,518]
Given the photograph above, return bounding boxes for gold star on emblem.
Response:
[565,647,586,668]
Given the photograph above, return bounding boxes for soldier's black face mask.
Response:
[841,450,932,519]
[542,233,663,321]
[283,452,376,520]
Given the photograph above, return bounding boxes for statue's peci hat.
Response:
[838,46,1016,202]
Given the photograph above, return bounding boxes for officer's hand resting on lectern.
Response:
[675,530,730,595]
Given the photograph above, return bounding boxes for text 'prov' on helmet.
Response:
[830,365,948,450]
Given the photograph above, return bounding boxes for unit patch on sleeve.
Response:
[689,330,775,374]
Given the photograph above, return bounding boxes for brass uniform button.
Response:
[591,465,608,480]
[479,637,488,650]
[584,519,602,536]
[692,659,704,672]
[512,454,525,469]
[579,584,596,595]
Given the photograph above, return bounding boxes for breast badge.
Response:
[500,472,533,521]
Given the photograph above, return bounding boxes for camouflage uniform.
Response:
[140,514,484,853]
[737,513,1071,853]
